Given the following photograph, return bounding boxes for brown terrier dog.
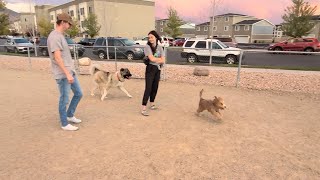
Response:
[196,89,227,120]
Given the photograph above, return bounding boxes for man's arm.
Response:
[54,50,74,83]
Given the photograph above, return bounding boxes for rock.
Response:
[193,67,209,76]
[78,57,91,66]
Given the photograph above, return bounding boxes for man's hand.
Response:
[66,73,74,84]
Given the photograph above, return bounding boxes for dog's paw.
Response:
[128,95,133,98]
[91,93,95,96]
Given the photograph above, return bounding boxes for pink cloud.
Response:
[155,0,320,24]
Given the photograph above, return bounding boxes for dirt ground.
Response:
[0,68,320,179]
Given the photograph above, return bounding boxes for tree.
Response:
[164,6,183,38]
[83,13,101,38]
[281,0,317,38]
[66,18,80,38]
[0,0,10,35]
[38,18,53,37]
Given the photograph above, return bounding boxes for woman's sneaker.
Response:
[67,116,82,123]
[61,124,79,131]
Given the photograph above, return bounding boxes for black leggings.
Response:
[142,64,161,106]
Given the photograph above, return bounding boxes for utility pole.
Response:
[209,0,216,65]
[29,0,37,56]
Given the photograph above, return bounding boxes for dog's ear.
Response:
[214,96,218,99]
[120,68,124,71]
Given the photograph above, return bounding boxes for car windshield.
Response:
[14,38,29,43]
[66,38,75,44]
[217,40,228,48]
[122,39,135,46]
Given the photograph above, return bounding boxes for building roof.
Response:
[196,22,210,26]
[216,13,248,17]
[235,19,262,25]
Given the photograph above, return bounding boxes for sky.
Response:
[4,0,320,25]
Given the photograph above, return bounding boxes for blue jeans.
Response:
[56,74,83,127]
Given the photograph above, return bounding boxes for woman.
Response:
[141,30,165,116]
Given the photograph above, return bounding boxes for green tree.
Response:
[38,18,53,37]
[164,7,183,38]
[0,0,10,35]
[66,18,80,38]
[83,13,101,38]
[281,0,317,38]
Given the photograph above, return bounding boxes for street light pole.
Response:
[209,0,216,65]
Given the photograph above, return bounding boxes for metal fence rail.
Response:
[1,44,320,88]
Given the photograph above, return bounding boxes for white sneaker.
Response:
[67,116,82,123]
[61,124,79,131]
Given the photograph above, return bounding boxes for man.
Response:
[47,13,83,131]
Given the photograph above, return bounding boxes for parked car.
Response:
[160,36,173,47]
[38,37,85,57]
[134,37,148,46]
[173,38,186,46]
[268,38,320,52]
[4,37,34,53]
[78,38,96,46]
[93,37,144,60]
[181,38,242,64]
[213,37,238,47]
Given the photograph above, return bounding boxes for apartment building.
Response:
[35,5,55,24]
[49,0,155,39]
[195,22,210,37]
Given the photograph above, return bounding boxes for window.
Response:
[184,41,195,47]
[81,21,84,28]
[80,8,84,15]
[50,15,53,20]
[213,26,217,31]
[25,18,27,22]
[225,16,229,22]
[224,26,229,31]
[160,21,163,25]
[235,25,240,31]
[196,26,200,31]
[160,28,163,32]
[70,10,74,17]
[244,25,249,31]
[195,41,207,48]
[114,40,124,46]
[88,7,92,14]
[204,26,208,31]
[95,38,104,46]
[214,17,217,22]
[208,42,222,49]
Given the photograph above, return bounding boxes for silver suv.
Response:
[4,38,34,53]
[181,38,242,64]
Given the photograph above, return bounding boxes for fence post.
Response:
[115,46,118,71]
[27,47,32,70]
[73,44,80,74]
[236,50,244,88]
[34,42,38,57]
[162,46,167,81]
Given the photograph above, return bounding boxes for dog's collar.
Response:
[117,72,125,82]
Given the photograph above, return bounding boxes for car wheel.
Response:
[127,52,134,60]
[274,47,282,51]
[4,47,9,52]
[98,51,106,59]
[14,48,18,53]
[304,48,314,52]
[41,49,48,56]
[187,54,198,63]
[225,55,236,64]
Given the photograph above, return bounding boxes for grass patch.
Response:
[0,52,28,57]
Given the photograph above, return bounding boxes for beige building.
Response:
[35,5,55,24]
[18,12,36,35]
[155,18,195,38]
[195,22,210,37]
[49,0,155,39]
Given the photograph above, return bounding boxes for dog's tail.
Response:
[200,89,204,99]
[90,64,105,75]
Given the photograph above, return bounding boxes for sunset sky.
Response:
[5,0,320,24]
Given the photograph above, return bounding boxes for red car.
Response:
[268,38,320,52]
[173,39,186,46]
